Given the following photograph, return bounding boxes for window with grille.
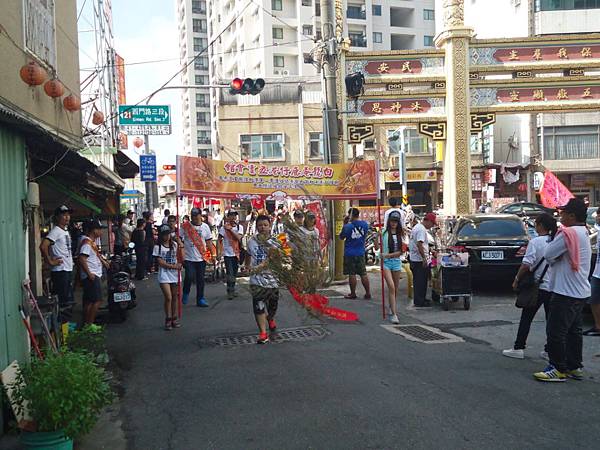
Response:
[24,0,56,68]
[196,112,209,125]
[272,27,284,39]
[423,9,435,20]
[349,32,366,47]
[309,132,324,159]
[272,0,283,11]
[424,35,434,47]
[240,134,285,160]
[372,4,382,15]
[196,93,209,107]
[273,55,285,67]
[373,32,383,43]
[302,25,313,36]
[540,125,600,160]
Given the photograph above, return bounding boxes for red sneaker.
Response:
[257,332,269,344]
[268,318,277,332]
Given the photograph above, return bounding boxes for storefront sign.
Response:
[177,157,379,200]
[384,170,437,183]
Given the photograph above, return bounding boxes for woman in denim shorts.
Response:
[382,212,405,324]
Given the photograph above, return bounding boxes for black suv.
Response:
[449,214,530,279]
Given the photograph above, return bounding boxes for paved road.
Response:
[105,272,599,450]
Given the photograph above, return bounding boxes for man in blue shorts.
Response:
[339,207,371,299]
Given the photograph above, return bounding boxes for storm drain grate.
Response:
[381,324,464,344]
[207,326,329,347]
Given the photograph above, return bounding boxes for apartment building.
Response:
[460,0,600,204]
[177,0,212,158]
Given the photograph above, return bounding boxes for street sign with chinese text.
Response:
[121,124,172,135]
[119,104,171,135]
[140,155,157,182]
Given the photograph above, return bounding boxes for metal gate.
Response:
[0,125,28,369]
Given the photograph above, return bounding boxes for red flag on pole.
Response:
[539,170,574,209]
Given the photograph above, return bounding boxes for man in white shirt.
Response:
[383,197,406,229]
[409,212,436,307]
[535,198,591,382]
[79,219,109,324]
[585,232,600,336]
[218,211,244,300]
[40,205,75,309]
[179,208,215,307]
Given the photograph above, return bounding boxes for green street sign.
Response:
[118,105,170,125]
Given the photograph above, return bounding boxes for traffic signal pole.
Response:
[321,0,346,280]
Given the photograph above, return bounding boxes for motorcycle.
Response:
[365,224,380,266]
[107,243,137,323]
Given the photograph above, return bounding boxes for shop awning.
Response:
[40,176,101,214]
[114,150,139,179]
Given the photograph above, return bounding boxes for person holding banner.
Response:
[179,208,215,307]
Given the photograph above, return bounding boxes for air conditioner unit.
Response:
[282,70,290,75]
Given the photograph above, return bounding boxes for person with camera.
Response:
[503,213,557,359]
[339,208,371,300]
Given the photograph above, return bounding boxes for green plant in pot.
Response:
[10,351,114,450]
[66,324,110,366]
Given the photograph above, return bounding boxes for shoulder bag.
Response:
[515,259,550,309]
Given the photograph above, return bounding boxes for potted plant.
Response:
[10,351,114,450]
[66,324,110,366]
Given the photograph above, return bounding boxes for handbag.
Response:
[515,259,549,309]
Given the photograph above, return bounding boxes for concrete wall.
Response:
[535,9,600,34]
[0,0,82,143]
[217,102,322,164]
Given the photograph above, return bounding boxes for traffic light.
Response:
[345,72,365,99]
[162,165,175,170]
[229,77,265,95]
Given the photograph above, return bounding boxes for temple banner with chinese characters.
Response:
[176,156,379,200]
[346,50,445,82]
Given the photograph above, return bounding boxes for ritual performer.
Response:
[246,214,279,344]
[179,208,215,307]
[382,211,405,324]
[218,211,244,300]
[153,225,182,330]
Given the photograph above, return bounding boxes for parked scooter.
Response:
[107,243,137,323]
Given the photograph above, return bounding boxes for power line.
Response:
[88,0,254,132]
[79,38,313,71]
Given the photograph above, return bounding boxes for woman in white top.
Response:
[153,225,183,330]
[503,213,557,359]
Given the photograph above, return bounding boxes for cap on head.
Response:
[191,208,201,216]
[424,212,437,225]
[293,210,304,218]
[389,211,402,221]
[54,205,73,216]
[559,198,587,221]
[306,211,316,219]
[83,219,107,232]
[159,224,171,235]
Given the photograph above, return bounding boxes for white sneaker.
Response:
[540,351,549,361]
[502,348,524,359]
[390,314,400,324]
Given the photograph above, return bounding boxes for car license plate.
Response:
[114,292,131,303]
[481,251,504,260]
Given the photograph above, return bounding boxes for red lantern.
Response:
[133,137,144,148]
[20,61,48,86]
[43,79,65,98]
[62,94,81,112]
[92,110,105,125]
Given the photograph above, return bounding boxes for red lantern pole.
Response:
[377,196,385,320]
[177,195,182,319]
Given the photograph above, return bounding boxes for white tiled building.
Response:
[177,0,212,158]
[455,0,600,204]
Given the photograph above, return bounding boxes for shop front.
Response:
[382,169,439,213]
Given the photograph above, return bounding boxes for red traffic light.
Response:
[229,77,265,95]
[162,165,176,171]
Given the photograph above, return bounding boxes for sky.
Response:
[78,0,183,166]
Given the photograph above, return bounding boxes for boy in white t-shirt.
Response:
[79,219,109,324]
[218,211,244,300]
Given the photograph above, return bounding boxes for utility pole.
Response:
[321,0,345,280]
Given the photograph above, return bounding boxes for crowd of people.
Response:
[39,197,598,377]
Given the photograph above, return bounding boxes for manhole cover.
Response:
[205,326,329,347]
[381,324,464,344]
